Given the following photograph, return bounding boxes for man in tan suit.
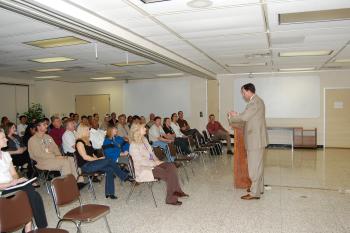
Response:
[228,83,267,200]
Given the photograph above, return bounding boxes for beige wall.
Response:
[31,76,208,131]
[218,70,350,145]
[33,80,124,117]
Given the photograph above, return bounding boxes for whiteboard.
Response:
[124,78,191,117]
[234,76,320,118]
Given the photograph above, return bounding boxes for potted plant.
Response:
[23,103,45,123]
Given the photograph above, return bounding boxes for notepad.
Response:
[4,177,37,191]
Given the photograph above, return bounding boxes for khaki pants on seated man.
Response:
[211,129,232,152]
[36,156,78,178]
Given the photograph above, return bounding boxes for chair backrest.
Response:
[202,130,210,141]
[187,135,196,148]
[0,191,33,233]
[127,155,136,179]
[168,143,177,156]
[153,147,166,160]
[51,174,80,206]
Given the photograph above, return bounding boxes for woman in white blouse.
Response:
[0,129,47,232]
[129,123,188,206]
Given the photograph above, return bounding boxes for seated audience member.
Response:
[1,116,9,128]
[129,123,188,205]
[109,112,118,126]
[80,115,89,127]
[69,112,75,119]
[87,115,93,126]
[149,116,174,162]
[43,117,51,133]
[49,116,65,147]
[146,113,155,129]
[75,125,132,199]
[17,115,28,137]
[116,114,129,140]
[127,115,133,128]
[132,115,141,126]
[61,116,68,122]
[3,122,35,179]
[102,125,129,163]
[140,116,147,124]
[207,114,233,154]
[89,119,106,152]
[93,113,100,124]
[73,113,80,126]
[28,119,78,179]
[0,129,48,232]
[62,119,76,156]
[165,115,193,156]
[22,123,36,147]
[100,114,111,131]
[177,111,204,142]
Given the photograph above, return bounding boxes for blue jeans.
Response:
[152,141,175,162]
[81,158,128,195]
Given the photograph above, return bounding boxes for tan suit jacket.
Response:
[229,95,268,150]
[129,139,161,182]
[28,133,62,168]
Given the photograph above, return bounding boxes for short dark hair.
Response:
[241,83,256,93]
[81,115,88,120]
[35,118,47,128]
[209,114,215,117]
[93,113,99,117]
[171,113,177,121]
[154,116,161,121]
[19,115,27,121]
[69,113,75,118]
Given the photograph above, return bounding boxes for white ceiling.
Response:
[1,0,350,82]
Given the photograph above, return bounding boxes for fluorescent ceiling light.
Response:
[279,50,333,57]
[111,60,153,67]
[34,75,60,79]
[34,68,65,72]
[90,77,116,80]
[156,72,184,77]
[140,0,171,3]
[279,8,350,25]
[333,59,350,63]
[105,70,127,74]
[30,57,76,63]
[226,62,267,67]
[24,36,89,48]
[187,0,213,8]
[279,67,316,72]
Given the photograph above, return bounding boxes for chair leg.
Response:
[148,183,157,208]
[56,219,64,229]
[75,221,82,233]
[182,164,189,182]
[103,216,112,233]
[126,181,137,203]
[88,176,97,200]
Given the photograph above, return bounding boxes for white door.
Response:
[0,84,29,124]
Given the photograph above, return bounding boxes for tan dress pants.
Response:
[247,148,265,197]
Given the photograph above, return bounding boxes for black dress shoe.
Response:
[166,201,182,206]
[92,176,101,183]
[125,175,135,182]
[77,182,87,190]
[105,194,118,199]
[227,150,233,155]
